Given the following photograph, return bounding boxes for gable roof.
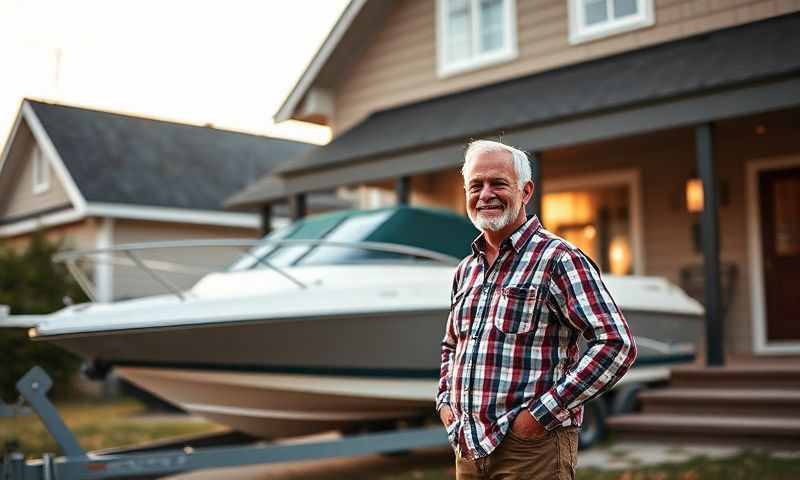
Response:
[26,100,313,212]
[275,12,800,176]
[274,0,393,123]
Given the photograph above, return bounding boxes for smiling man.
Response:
[437,140,637,480]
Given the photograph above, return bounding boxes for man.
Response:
[437,140,636,479]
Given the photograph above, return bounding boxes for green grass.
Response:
[0,397,224,458]
[575,452,800,480]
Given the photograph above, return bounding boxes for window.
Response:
[437,0,517,78]
[568,0,654,44]
[32,145,50,194]
[542,171,643,275]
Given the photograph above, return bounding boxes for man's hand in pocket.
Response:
[439,405,455,427]
[511,410,547,439]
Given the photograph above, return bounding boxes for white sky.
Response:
[0,0,349,149]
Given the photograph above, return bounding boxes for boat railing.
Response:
[633,336,695,354]
[53,238,461,303]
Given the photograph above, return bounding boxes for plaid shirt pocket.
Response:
[494,286,545,334]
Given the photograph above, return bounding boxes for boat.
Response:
[28,207,703,439]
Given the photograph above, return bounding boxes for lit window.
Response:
[568,0,654,44]
[437,0,517,78]
[543,185,635,275]
[32,145,50,194]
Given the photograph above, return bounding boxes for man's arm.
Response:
[436,266,463,419]
[529,247,637,431]
[436,333,456,413]
[437,333,456,426]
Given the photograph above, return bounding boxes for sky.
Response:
[0,0,350,149]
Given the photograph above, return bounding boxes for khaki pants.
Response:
[455,427,579,480]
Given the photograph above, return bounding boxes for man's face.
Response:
[464,150,525,232]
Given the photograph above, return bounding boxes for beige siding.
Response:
[403,108,800,357]
[332,0,800,134]
[410,168,467,213]
[112,219,258,244]
[1,219,96,253]
[0,122,73,219]
[110,219,260,298]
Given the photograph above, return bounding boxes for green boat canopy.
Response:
[232,207,479,270]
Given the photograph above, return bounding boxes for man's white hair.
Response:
[461,140,532,188]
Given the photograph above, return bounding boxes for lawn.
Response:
[0,397,224,458]
[574,452,800,480]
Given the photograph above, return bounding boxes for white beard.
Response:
[468,199,521,232]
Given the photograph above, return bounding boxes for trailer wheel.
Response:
[579,400,607,450]
[611,383,644,415]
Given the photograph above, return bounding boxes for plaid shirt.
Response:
[436,215,636,459]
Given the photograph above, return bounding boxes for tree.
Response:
[0,232,88,402]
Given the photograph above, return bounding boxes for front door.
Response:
[759,166,800,342]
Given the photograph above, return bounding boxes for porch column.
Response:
[259,204,272,236]
[527,151,542,219]
[695,123,725,366]
[289,193,307,221]
[396,176,411,205]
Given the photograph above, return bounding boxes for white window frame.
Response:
[32,144,50,194]
[567,0,655,45]
[436,0,518,78]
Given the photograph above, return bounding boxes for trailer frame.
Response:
[1,367,448,480]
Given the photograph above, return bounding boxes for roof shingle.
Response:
[29,101,312,211]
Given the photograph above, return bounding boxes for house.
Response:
[226,0,800,443]
[0,99,345,301]
[230,0,800,360]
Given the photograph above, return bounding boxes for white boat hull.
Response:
[118,367,436,437]
[35,264,704,439]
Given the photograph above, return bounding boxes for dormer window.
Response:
[32,145,50,194]
[437,0,517,78]
[568,0,655,44]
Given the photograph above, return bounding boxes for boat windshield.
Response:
[230,210,414,271]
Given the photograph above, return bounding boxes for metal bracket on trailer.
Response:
[0,400,31,419]
[2,367,448,480]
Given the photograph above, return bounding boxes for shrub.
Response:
[0,232,88,402]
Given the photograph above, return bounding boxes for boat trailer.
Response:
[2,367,448,480]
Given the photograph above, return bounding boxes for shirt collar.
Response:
[470,215,542,256]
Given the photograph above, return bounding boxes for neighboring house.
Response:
[228,0,800,367]
[0,99,335,301]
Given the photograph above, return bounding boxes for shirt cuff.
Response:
[436,392,450,413]
[529,390,571,431]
